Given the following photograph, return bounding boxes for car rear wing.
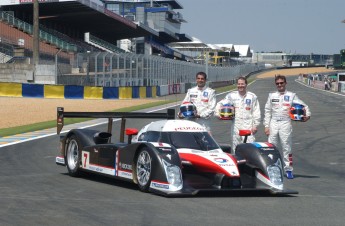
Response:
[57,107,175,142]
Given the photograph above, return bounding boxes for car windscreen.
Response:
[169,132,219,151]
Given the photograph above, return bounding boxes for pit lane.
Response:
[0,76,345,225]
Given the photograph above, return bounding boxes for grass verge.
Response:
[0,100,174,137]
[0,80,251,138]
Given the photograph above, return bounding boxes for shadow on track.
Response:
[60,172,297,198]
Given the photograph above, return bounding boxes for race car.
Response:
[55,107,297,196]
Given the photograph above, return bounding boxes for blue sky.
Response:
[177,0,345,54]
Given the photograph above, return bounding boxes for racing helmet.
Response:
[290,103,305,121]
[180,102,196,118]
[219,104,235,120]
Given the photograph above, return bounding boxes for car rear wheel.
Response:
[65,135,81,177]
[136,149,152,192]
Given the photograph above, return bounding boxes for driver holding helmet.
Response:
[215,76,261,152]
[178,72,216,131]
[264,75,311,179]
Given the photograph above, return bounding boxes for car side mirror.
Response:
[126,128,138,144]
[239,130,251,143]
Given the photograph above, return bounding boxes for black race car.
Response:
[55,107,297,196]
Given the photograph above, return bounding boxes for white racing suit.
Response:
[216,91,261,151]
[264,90,311,172]
[182,86,216,131]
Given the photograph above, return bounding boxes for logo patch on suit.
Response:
[245,99,251,110]
[272,99,279,102]
[203,91,208,97]
[190,94,197,98]
[284,96,290,102]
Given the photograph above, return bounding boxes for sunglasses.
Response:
[275,82,285,85]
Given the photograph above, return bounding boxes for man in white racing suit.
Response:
[264,75,311,179]
[178,72,216,131]
[215,76,261,151]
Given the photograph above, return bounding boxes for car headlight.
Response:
[162,159,183,191]
[267,165,283,186]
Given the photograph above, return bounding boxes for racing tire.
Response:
[136,148,153,192]
[65,135,82,177]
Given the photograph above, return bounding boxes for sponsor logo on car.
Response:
[158,148,171,152]
[219,163,235,167]
[89,165,104,172]
[118,170,132,179]
[261,148,275,151]
[151,182,169,190]
[119,162,132,171]
[174,126,204,131]
[214,158,228,163]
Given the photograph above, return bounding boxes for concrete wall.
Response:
[35,65,56,84]
[0,63,72,84]
[0,63,34,82]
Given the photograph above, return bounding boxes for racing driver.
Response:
[215,76,261,151]
[264,75,311,179]
[178,71,216,131]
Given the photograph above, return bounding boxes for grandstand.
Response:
[0,0,194,83]
[0,0,265,91]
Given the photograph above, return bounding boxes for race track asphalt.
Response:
[0,76,344,226]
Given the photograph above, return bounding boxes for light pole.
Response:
[55,49,62,84]
[86,51,90,82]
[33,0,40,82]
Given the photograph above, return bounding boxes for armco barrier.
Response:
[84,86,103,99]
[103,87,118,99]
[132,87,140,98]
[44,85,64,98]
[0,82,22,97]
[0,82,159,99]
[118,87,132,99]
[22,83,44,98]
[65,85,84,99]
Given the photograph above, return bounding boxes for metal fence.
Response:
[57,52,265,87]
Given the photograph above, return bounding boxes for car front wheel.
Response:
[65,135,81,177]
[136,149,153,192]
